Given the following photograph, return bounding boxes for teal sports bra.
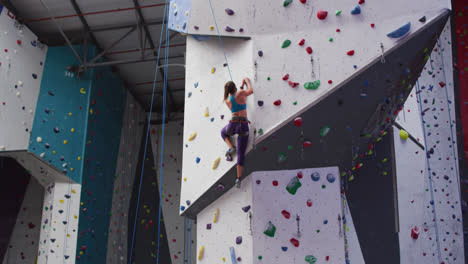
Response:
[230,94,246,113]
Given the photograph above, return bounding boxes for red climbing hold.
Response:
[281,210,291,219]
[306,47,313,54]
[317,10,328,20]
[297,171,303,179]
[326,256,330,261]
[328,80,333,84]
[336,29,341,33]
[359,0,365,4]
[274,100,282,106]
[300,0,306,3]
[439,82,446,88]
[370,23,375,28]
[288,81,299,88]
[347,50,355,56]
[411,226,419,239]
[290,238,300,247]
[282,74,290,81]
[306,199,313,207]
[293,117,303,127]
[298,39,305,46]
[303,141,311,148]
[272,180,279,186]
[17,40,22,45]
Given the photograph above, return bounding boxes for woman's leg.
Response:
[236,123,249,179]
[221,122,234,149]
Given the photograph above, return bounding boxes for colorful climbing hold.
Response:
[263,221,276,237]
[306,47,313,54]
[290,238,300,247]
[286,176,302,195]
[347,50,355,56]
[198,246,204,260]
[225,26,235,32]
[281,246,288,252]
[283,0,293,7]
[400,129,409,140]
[293,117,303,127]
[282,40,292,48]
[306,199,313,207]
[311,172,320,181]
[242,205,251,212]
[297,171,303,179]
[274,100,282,106]
[283,74,290,81]
[303,141,311,148]
[211,67,216,74]
[298,39,305,46]
[225,8,235,15]
[326,173,336,183]
[335,10,342,16]
[213,208,220,223]
[188,132,197,141]
[212,157,221,170]
[281,210,291,219]
[304,80,320,90]
[272,180,279,186]
[320,126,330,137]
[317,10,328,20]
[299,0,306,3]
[387,22,411,38]
[305,255,317,264]
[236,236,242,244]
[411,226,419,239]
[350,5,361,15]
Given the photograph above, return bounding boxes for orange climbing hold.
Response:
[317,10,328,20]
[347,50,355,56]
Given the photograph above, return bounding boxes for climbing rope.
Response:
[416,80,443,263]
[128,0,169,262]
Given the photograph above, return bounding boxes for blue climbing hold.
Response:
[196,157,201,163]
[194,82,199,88]
[180,206,186,211]
[186,200,191,206]
[281,246,288,252]
[351,5,361,15]
[326,173,336,183]
[311,172,320,181]
[387,22,411,38]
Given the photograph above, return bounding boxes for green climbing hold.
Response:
[286,176,302,195]
[264,221,276,237]
[288,145,293,150]
[305,255,317,264]
[293,101,298,105]
[282,39,292,48]
[267,77,271,81]
[258,256,263,260]
[304,80,320,90]
[320,126,330,137]
[283,0,293,7]
[335,10,342,16]
[258,128,264,135]
[329,37,334,42]
[278,152,287,163]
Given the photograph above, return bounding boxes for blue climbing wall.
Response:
[75,67,126,263]
[29,45,97,184]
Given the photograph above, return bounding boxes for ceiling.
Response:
[2,0,186,113]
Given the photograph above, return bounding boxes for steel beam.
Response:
[88,26,137,64]
[83,54,184,68]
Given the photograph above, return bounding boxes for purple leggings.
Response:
[221,121,249,166]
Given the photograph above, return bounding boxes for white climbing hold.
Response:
[16,91,20,97]
[40,153,45,158]
[18,81,23,87]
[204,107,209,117]
[36,137,42,143]
[0,146,5,151]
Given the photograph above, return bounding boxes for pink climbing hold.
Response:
[281,210,291,219]
[303,141,311,148]
[317,10,328,20]
[306,47,313,54]
[282,74,290,81]
[293,117,303,127]
[298,39,305,46]
[347,50,355,56]
[411,226,419,239]
[274,100,282,106]
[290,238,300,247]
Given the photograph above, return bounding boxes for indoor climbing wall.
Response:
[105,93,146,264]
[393,21,465,263]
[0,5,47,152]
[177,0,453,215]
[196,168,365,264]
[252,167,344,263]
[2,177,43,264]
[75,68,127,263]
[29,45,97,184]
[37,181,82,264]
[150,118,197,264]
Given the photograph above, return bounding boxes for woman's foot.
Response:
[225,147,236,156]
[235,178,241,189]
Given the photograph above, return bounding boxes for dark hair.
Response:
[224,81,237,100]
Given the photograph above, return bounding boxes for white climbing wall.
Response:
[2,177,43,264]
[151,118,197,264]
[0,7,47,152]
[395,87,425,143]
[106,93,145,264]
[37,181,81,264]
[394,21,465,263]
[179,0,452,212]
[196,168,365,264]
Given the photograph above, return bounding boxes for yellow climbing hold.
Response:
[198,246,205,260]
[209,26,215,31]
[80,88,86,94]
[63,140,68,145]
[52,150,56,154]
[212,157,221,170]
[72,189,76,194]
[188,132,197,141]
[59,200,64,204]
[90,108,94,115]
[211,67,216,74]
[68,112,72,116]
[74,215,78,219]
[399,129,409,140]
[222,257,226,262]
[78,156,81,160]
[213,208,220,223]
[71,128,75,133]
[204,107,210,117]
[184,177,187,182]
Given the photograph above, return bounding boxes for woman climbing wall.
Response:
[221,77,253,188]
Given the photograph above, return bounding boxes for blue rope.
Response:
[128,1,168,262]
[207,0,233,81]
[156,2,170,263]
[438,38,462,205]
[416,80,442,263]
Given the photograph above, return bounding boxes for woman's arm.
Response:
[242,77,253,96]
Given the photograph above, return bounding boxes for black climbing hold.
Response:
[258,51,263,57]
[419,16,426,23]
[225,26,235,32]
[65,194,71,199]
[258,100,264,106]
[32,73,38,79]
[48,91,55,96]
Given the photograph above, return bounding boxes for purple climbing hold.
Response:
[225,26,235,32]
[216,184,225,191]
[194,26,199,30]
[237,257,241,261]
[236,236,242,244]
[206,223,212,230]
[221,115,225,120]
[239,28,244,32]
[258,50,264,57]
[225,8,235,16]
[242,205,251,212]
[258,100,264,106]
[256,180,261,184]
